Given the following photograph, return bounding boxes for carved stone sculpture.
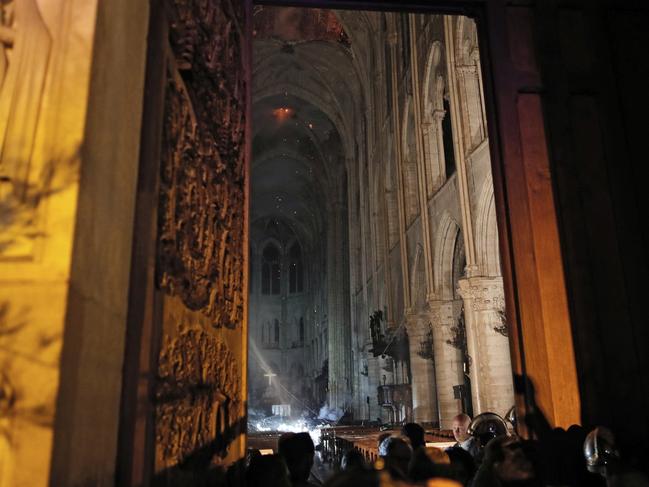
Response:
[157,0,246,329]
[156,325,242,468]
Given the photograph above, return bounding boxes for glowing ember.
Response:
[273,107,294,122]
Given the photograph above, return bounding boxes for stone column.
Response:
[420,121,435,197]
[444,16,479,278]
[366,350,383,421]
[327,200,352,410]
[458,277,514,416]
[405,315,439,424]
[408,14,435,305]
[456,64,486,150]
[432,109,447,186]
[387,25,411,311]
[471,47,488,139]
[429,299,465,428]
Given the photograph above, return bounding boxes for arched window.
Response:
[274,319,280,344]
[288,242,304,293]
[442,98,456,178]
[262,243,281,295]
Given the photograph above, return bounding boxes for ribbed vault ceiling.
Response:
[251,6,373,250]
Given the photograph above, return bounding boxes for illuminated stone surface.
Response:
[249,9,514,428]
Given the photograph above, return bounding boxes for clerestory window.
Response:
[288,242,304,293]
[262,243,281,295]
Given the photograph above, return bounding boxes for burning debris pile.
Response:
[248,404,345,446]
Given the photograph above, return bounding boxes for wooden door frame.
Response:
[117,0,581,483]
[116,0,255,483]
[254,0,581,428]
[115,2,169,486]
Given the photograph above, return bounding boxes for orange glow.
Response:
[273,107,294,122]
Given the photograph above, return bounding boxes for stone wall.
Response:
[0,0,149,485]
[0,0,251,485]
[248,225,324,413]
[348,13,514,426]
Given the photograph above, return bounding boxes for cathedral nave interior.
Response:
[248,7,513,433]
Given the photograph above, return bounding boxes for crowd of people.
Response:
[245,411,649,487]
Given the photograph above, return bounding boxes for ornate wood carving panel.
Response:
[156,325,242,468]
[151,0,249,479]
[157,0,246,329]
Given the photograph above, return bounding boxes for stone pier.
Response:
[458,277,514,416]
[429,300,465,428]
[406,315,439,424]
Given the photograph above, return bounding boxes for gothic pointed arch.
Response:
[475,176,501,277]
[452,232,466,300]
[434,212,461,299]
[454,15,486,149]
[422,40,449,192]
[423,41,444,118]
[261,241,282,295]
[410,244,427,312]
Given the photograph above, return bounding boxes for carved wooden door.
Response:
[117,1,251,485]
